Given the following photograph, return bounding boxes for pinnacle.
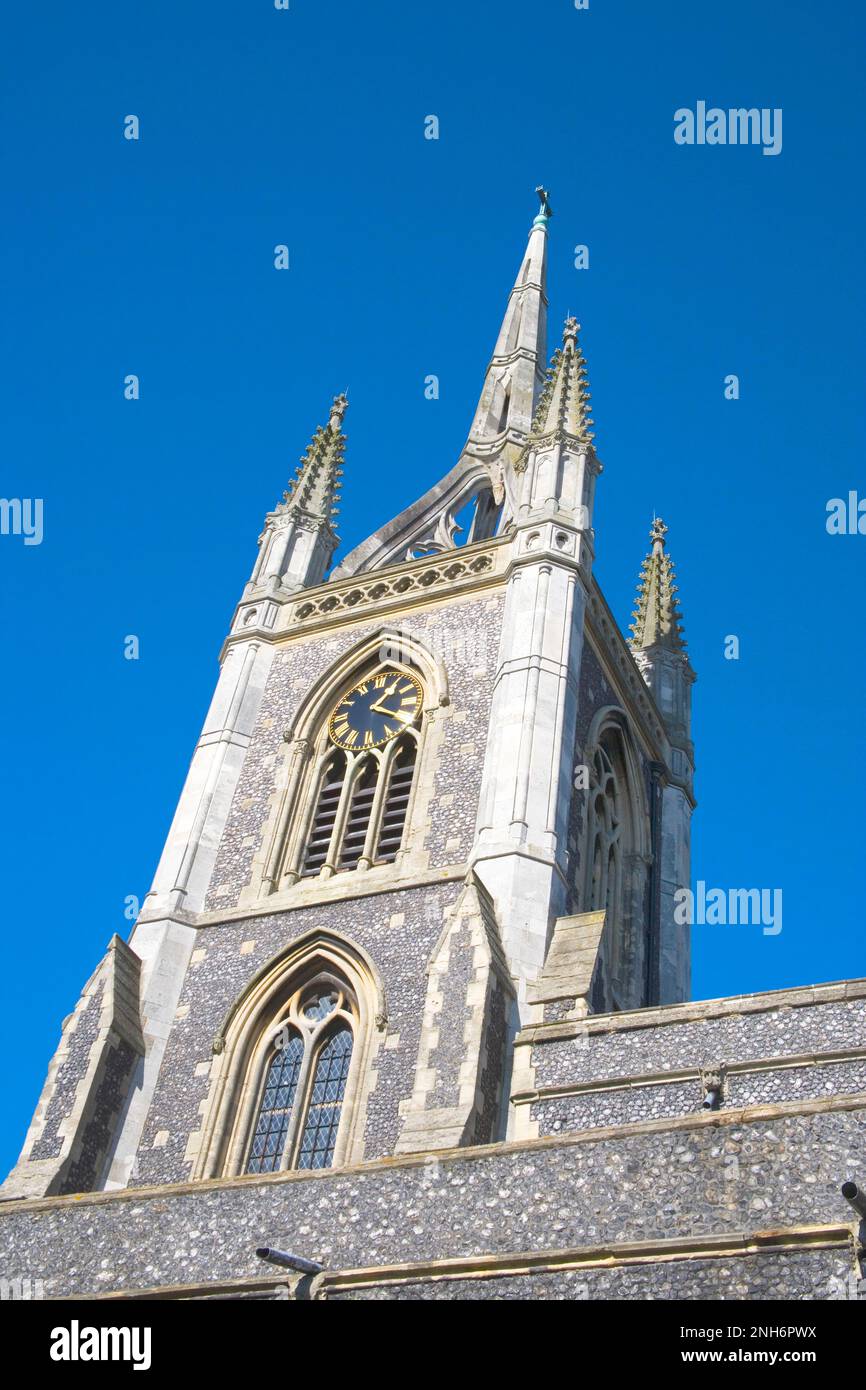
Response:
[280,394,347,525]
[629,517,687,652]
[524,316,595,451]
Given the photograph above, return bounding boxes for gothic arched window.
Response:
[246,978,356,1174]
[582,719,650,1015]
[588,743,622,923]
[288,663,424,883]
[252,642,447,903]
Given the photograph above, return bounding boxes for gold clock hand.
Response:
[371,704,414,723]
[369,697,401,716]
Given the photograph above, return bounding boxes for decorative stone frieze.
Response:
[290,543,502,633]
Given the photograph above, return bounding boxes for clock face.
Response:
[328,670,423,751]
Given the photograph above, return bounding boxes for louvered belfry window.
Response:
[376,736,417,862]
[301,752,347,876]
[245,981,356,1175]
[339,756,378,870]
[297,690,421,880]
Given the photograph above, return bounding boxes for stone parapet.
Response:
[513,977,866,1139]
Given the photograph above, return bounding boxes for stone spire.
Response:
[329,192,554,578]
[524,316,594,449]
[629,518,687,652]
[462,187,551,475]
[245,395,347,596]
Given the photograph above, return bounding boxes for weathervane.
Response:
[535,185,553,219]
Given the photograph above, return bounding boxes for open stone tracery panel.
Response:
[292,548,500,629]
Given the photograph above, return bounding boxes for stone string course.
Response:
[534,1080,698,1134]
[531,1061,866,1136]
[329,1249,852,1301]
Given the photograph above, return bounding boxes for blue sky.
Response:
[1,0,864,1176]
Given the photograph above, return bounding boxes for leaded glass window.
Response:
[244,978,356,1174]
[246,1031,304,1174]
[302,989,339,1023]
[297,1027,354,1170]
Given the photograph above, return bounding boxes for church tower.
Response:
[6,190,865,1308]
[3,189,694,1199]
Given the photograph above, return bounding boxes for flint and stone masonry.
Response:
[2,193,861,1300]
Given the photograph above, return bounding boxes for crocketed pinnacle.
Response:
[523,316,595,455]
[629,518,687,651]
[280,394,347,525]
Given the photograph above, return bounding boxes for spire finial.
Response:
[650,516,668,553]
[534,185,553,226]
[329,393,348,430]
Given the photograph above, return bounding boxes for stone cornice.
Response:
[195,863,469,929]
[316,1224,854,1296]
